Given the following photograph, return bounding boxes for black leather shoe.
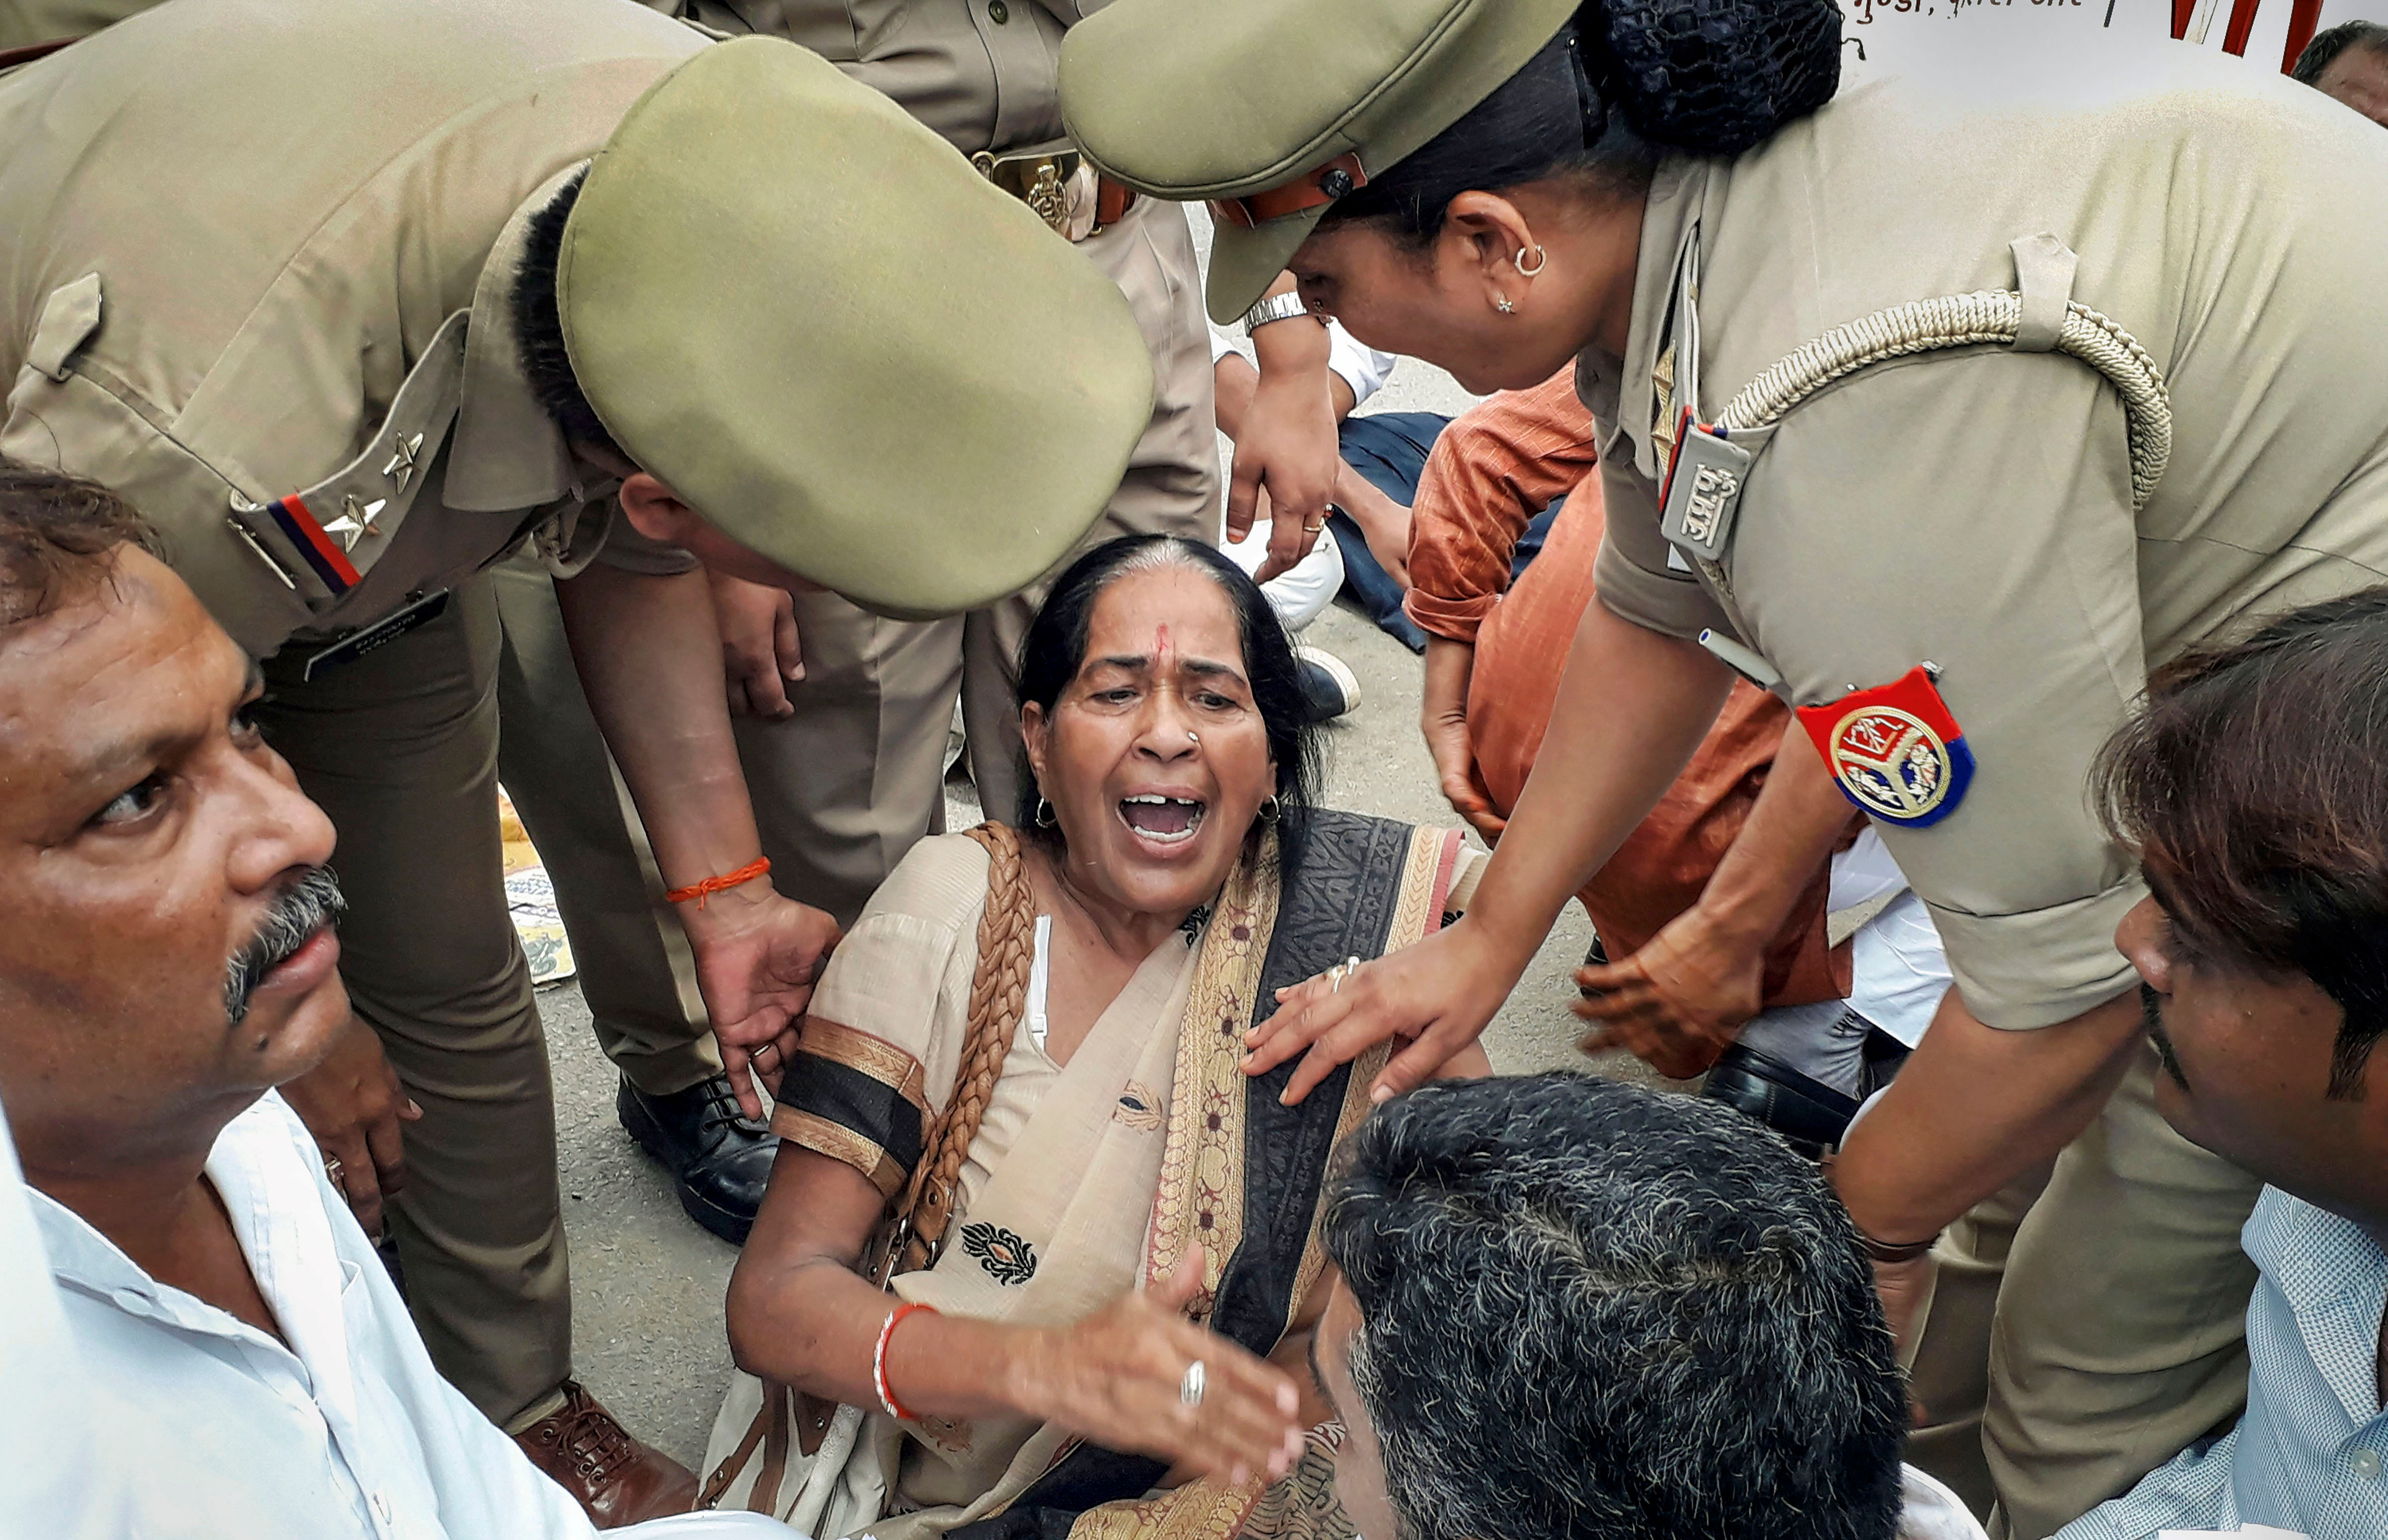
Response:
[1700,1039,1863,1159]
[616,1075,776,1245]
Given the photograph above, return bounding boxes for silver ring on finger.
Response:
[323,1155,345,1186]
[1328,955,1362,994]
[1180,1358,1207,1409]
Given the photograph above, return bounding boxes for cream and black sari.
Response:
[703,811,1480,1540]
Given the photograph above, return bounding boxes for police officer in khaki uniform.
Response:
[482,0,1226,1241]
[0,0,1151,1519]
[1058,2,2388,1535]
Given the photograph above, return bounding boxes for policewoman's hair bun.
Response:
[1586,0,1845,155]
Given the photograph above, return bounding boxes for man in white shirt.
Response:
[0,459,780,1538]
[0,1096,124,1540]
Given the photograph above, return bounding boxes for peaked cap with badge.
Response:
[1059,0,1840,323]
[563,37,1156,621]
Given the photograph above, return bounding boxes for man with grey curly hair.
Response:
[1311,1072,1985,1540]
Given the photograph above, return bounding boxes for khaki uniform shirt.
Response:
[0,0,705,661]
[653,0,1095,155]
[1581,40,2388,1030]
[0,1,131,47]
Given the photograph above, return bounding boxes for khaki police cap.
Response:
[1061,0,1578,325]
[560,37,1154,620]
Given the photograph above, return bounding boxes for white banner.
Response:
[1839,0,2387,86]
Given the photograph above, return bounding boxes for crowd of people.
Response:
[3,1,2388,1539]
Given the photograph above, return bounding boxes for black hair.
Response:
[1318,28,1657,250]
[1011,535,1323,880]
[2095,588,2388,1100]
[1324,1072,1908,1540]
[0,458,157,629]
[511,170,622,459]
[1317,0,1842,249]
[2293,19,2388,87]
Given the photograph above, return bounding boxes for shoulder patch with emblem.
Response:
[1796,666,1975,828]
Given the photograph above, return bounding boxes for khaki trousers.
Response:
[494,560,965,940]
[492,197,1220,1066]
[1903,1045,2264,1539]
[259,576,571,1428]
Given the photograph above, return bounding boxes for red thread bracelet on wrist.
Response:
[874,1302,938,1423]
[664,856,772,910]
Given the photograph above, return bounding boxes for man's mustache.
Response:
[2141,982,2190,1095]
[224,867,347,1026]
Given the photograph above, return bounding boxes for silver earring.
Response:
[1493,294,1516,315]
[1034,797,1057,829]
[1261,794,1283,824]
[1514,243,1548,277]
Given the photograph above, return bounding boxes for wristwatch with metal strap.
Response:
[1241,290,1320,335]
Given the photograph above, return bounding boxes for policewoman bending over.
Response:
[1061,2,2388,1535]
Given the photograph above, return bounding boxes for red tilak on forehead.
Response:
[1155,623,1173,667]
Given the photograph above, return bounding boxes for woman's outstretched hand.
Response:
[1017,1252,1306,1488]
[1244,918,1519,1106]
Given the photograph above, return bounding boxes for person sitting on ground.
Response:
[1411,370,1950,1150]
[1313,1071,1988,1540]
[2293,19,2388,128]
[707,533,1491,1538]
[2052,588,2388,1540]
[0,463,781,1538]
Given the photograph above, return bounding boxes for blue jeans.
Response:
[1331,411,1560,653]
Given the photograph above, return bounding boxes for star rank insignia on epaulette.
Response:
[221,311,467,610]
[1796,665,1975,828]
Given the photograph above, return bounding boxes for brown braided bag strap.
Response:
[887,821,1039,1276]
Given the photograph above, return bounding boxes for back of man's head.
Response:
[1323,1072,1906,1540]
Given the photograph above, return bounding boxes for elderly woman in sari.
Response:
[707,535,1489,1539]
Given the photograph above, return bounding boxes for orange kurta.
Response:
[1406,371,1851,1008]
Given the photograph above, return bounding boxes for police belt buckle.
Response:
[971,146,1102,241]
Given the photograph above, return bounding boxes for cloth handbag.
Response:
[698,823,1040,1530]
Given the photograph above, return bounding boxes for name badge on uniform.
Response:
[1795,665,1975,828]
[301,589,451,682]
[1658,415,1750,566]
